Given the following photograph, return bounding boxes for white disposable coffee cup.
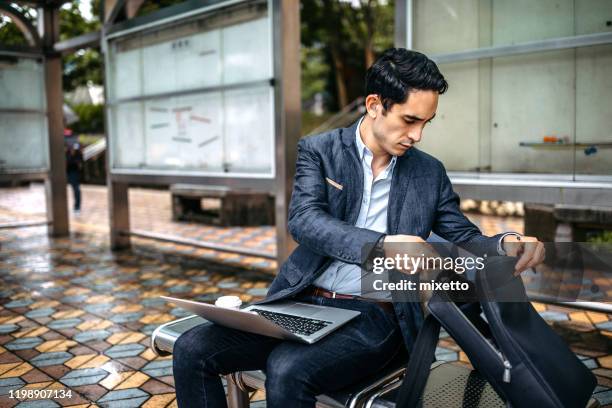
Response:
[215,295,242,310]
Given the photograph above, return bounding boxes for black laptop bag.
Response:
[395,256,597,408]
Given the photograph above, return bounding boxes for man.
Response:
[173,48,545,408]
[66,141,83,214]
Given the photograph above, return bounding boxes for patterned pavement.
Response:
[0,226,272,408]
[0,184,611,407]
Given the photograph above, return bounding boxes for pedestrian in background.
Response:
[66,142,83,214]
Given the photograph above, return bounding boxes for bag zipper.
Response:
[503,358,512,383]
[475,270,515,384]
[478,268,564,407]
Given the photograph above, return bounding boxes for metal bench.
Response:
[152,315,407,408]
[152,316,600,408]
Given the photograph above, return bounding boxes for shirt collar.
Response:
[355,116,398,173]
[355,116,368,161]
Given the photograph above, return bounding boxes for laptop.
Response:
[161,296,360,344]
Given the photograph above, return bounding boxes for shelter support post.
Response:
[41,5,69,237]
[109,180,130,249]
[273,0,301,265]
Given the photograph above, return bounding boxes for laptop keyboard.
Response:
[251,309,332,336]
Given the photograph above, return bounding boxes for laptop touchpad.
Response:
[283,303,329,318]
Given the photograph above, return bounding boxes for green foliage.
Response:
[1,0,396,113]
[587,230,612,244]
[0,5,36,46]
[70,103,105,134]
[0,18,28,46]
[63,49,103,91]
[60,1,103,92]
[301,0,394,110]
[60,1,100,40]
[301,45,330,102]
[78,134,104,146]
[0,1,103,92]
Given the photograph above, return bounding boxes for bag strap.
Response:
[462,370,487,408]
[395,313,441,408]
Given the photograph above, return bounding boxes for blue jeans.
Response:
[172,294,402,408]
[67,171,81,210]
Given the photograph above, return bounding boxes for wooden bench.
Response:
[170,184,274,226]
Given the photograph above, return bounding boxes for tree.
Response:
[301,0,394,110]
[60,1,103,91]
[0,4,36,46]
[0,1,103,91]
[301,44,330,102]
[2,0,396,110]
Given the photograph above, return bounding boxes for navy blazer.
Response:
[259,119,504,351]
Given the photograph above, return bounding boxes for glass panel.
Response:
[109,14,269,102]
[491,0,573,46]
[142,40,178,96]
[0,113,48,172]
[490,50,575,174]
[176,29,222,90]
[413,1,612,177]
[141,29,223,96]
[112,46,142,100]
[0,59,45,110]
[111,86,273,175]
[575,44,612,175]
[413,0,481,54]
[222,17,271,84]
[413,0,612,55]
[422,50,588,175]
[224,86,273,173]
[107,2,274,176]
[418,61,482,172]
[110,102,146,169]
[143,92,224,172]
[575,0,612,35]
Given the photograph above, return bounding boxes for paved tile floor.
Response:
[0,184,610,407]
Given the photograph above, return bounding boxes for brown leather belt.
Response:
[303,286,395,316]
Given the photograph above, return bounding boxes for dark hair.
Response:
[365,48,448,111]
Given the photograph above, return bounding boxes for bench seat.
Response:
[151,315,599,408]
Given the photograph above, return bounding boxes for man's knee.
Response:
[265,348,314,396]
[173,324,219,377]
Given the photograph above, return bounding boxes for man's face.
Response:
[370,90,439,156]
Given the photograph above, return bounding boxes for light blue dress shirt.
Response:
[313,118,397,295]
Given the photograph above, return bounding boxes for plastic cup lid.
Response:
[215,295,242,308]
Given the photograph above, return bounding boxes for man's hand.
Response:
[383,235,439,274]
[502,235,545,275]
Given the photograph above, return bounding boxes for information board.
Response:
[106,0,274,177]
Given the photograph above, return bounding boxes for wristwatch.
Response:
[497,232,522,256]
[373,234,386,257]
